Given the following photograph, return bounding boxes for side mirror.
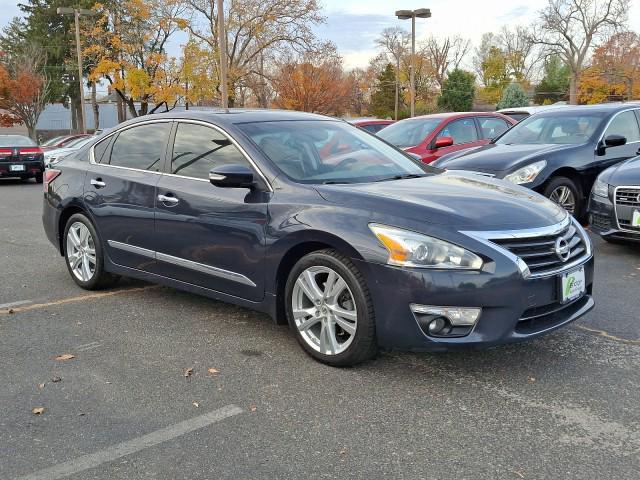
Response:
[597,134,626,155]
[434,136,454,149]
[209,164,255,188]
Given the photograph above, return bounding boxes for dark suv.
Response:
[42,110,594,366]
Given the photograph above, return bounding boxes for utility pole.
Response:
[216,0,229,110]
[57,7,96,133]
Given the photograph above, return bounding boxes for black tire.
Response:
[284,249,377,367]
[543,176,583,218]
[63,213,119,290]
[35,172,43,184]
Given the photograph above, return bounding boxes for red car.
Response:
[40,134,91,151]
[348,118,395,134]
[377,112,516,163]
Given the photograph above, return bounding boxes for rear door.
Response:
[476,116,512,141]
[83,121,172,271]
[153,121,269,301]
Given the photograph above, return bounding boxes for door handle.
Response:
[158,194,179,205]
[90,178,106,188]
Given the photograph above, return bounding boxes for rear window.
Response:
[0,135,36,147]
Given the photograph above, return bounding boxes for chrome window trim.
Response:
[613,185,640,233]
[445,169,496,178]
[169,119,273,191]
[107,239,256,287]
[461,215,593,279]
[597,108,640,146]
[88,119,173,172]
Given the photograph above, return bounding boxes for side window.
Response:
[604,111,640,143]
[437,118,479,145]
[478,117,510,140]
[92,137,110,164]
[171,123,250,179]
[109,123,171,171]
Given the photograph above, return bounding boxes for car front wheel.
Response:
[285,249,377,367]
[544,176,582,217]
[63,213,118,290]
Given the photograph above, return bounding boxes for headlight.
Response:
[369,224,483,270]
[504,160,547,185]
[592,176,609,198]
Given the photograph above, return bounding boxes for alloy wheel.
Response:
[66,221,97,282]
[549,186,576,214]
[291,266,358,355]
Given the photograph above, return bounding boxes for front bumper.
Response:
[355,256,594,352]
[588,194,640,243]
[0,161,44,178]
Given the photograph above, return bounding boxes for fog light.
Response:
[410,304,481,326]
[428,317,448,334]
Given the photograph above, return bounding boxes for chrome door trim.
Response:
[613,185,640,233]
[107,239,256,287]
[168,119,273,192]
[107,240,156,259]
[155,251,257,287]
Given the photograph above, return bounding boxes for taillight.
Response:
[0,148,12,156]
[44,169,61,191]
[19,147,43,155]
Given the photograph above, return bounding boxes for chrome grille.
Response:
[490,222,588,276]
[615,187,640,207]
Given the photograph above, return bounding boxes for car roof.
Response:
[348,118,394,125]
[124,109,335,127]
[499,103,639,115]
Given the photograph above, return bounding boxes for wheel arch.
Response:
[270,232,365,325]
[57,204,92,255]
[543,167,585,194]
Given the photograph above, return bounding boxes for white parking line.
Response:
[0,300,32,309]
[16,404,243,480]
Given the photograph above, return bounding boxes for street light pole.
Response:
[57,7,96,133]
[395,8,431,118]
[217,0,229,110]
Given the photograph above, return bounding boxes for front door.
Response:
[426,117,482,162]
[595,109,640,174]
[83,121,172,270]
[153,121,268,302]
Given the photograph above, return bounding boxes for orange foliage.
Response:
[272,58,355,115]
[0,63,45,131]
[579,32,640,104]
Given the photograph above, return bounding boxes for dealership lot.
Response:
[1,180,639,479]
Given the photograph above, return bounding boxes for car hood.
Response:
[605,156,640,185]
[433,143,582,173]
[315,172,567,230]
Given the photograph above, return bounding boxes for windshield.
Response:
[0,135,36,147]
[377,118,442,148]
[495,113,606,145]
[238,120,433,184]
[64,136,91,148]
[41,136,65,146]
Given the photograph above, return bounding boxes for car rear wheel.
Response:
[285,249,377,367]
[544,176,582,217]
[63,213,118,290]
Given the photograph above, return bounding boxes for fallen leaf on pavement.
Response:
[339,448,347,455]
[192,402,199,408]
[32,407,45,415]
[37,383,45,389]
[55,353,75,361]
[250,405,257,412]
[51,376,62,383]
[8,308,14,314]
[527,376,536,384]
[207,368,219,375]
[184,367,193,377]
[78,412,86,416]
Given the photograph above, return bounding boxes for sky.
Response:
[1,0,640,70]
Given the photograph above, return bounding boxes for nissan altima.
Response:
[42,110,595,366]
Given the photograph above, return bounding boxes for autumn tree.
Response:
[184,0,325,107]
[271,51,353,116]
[532,0,630,104]
[424,36,470,89]
[474,33,510,105]
[375,27,410,120]
[499,26,540,83]
[86,0,187,118]
[438,69,475,112]
[0,45,51,139]
[578,31,640,104]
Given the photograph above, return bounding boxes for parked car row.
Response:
[43,109,596,366]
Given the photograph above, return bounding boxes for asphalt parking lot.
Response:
[1,179,639,480]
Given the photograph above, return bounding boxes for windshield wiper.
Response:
[374,173,426,182]
[322,180,352,185]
